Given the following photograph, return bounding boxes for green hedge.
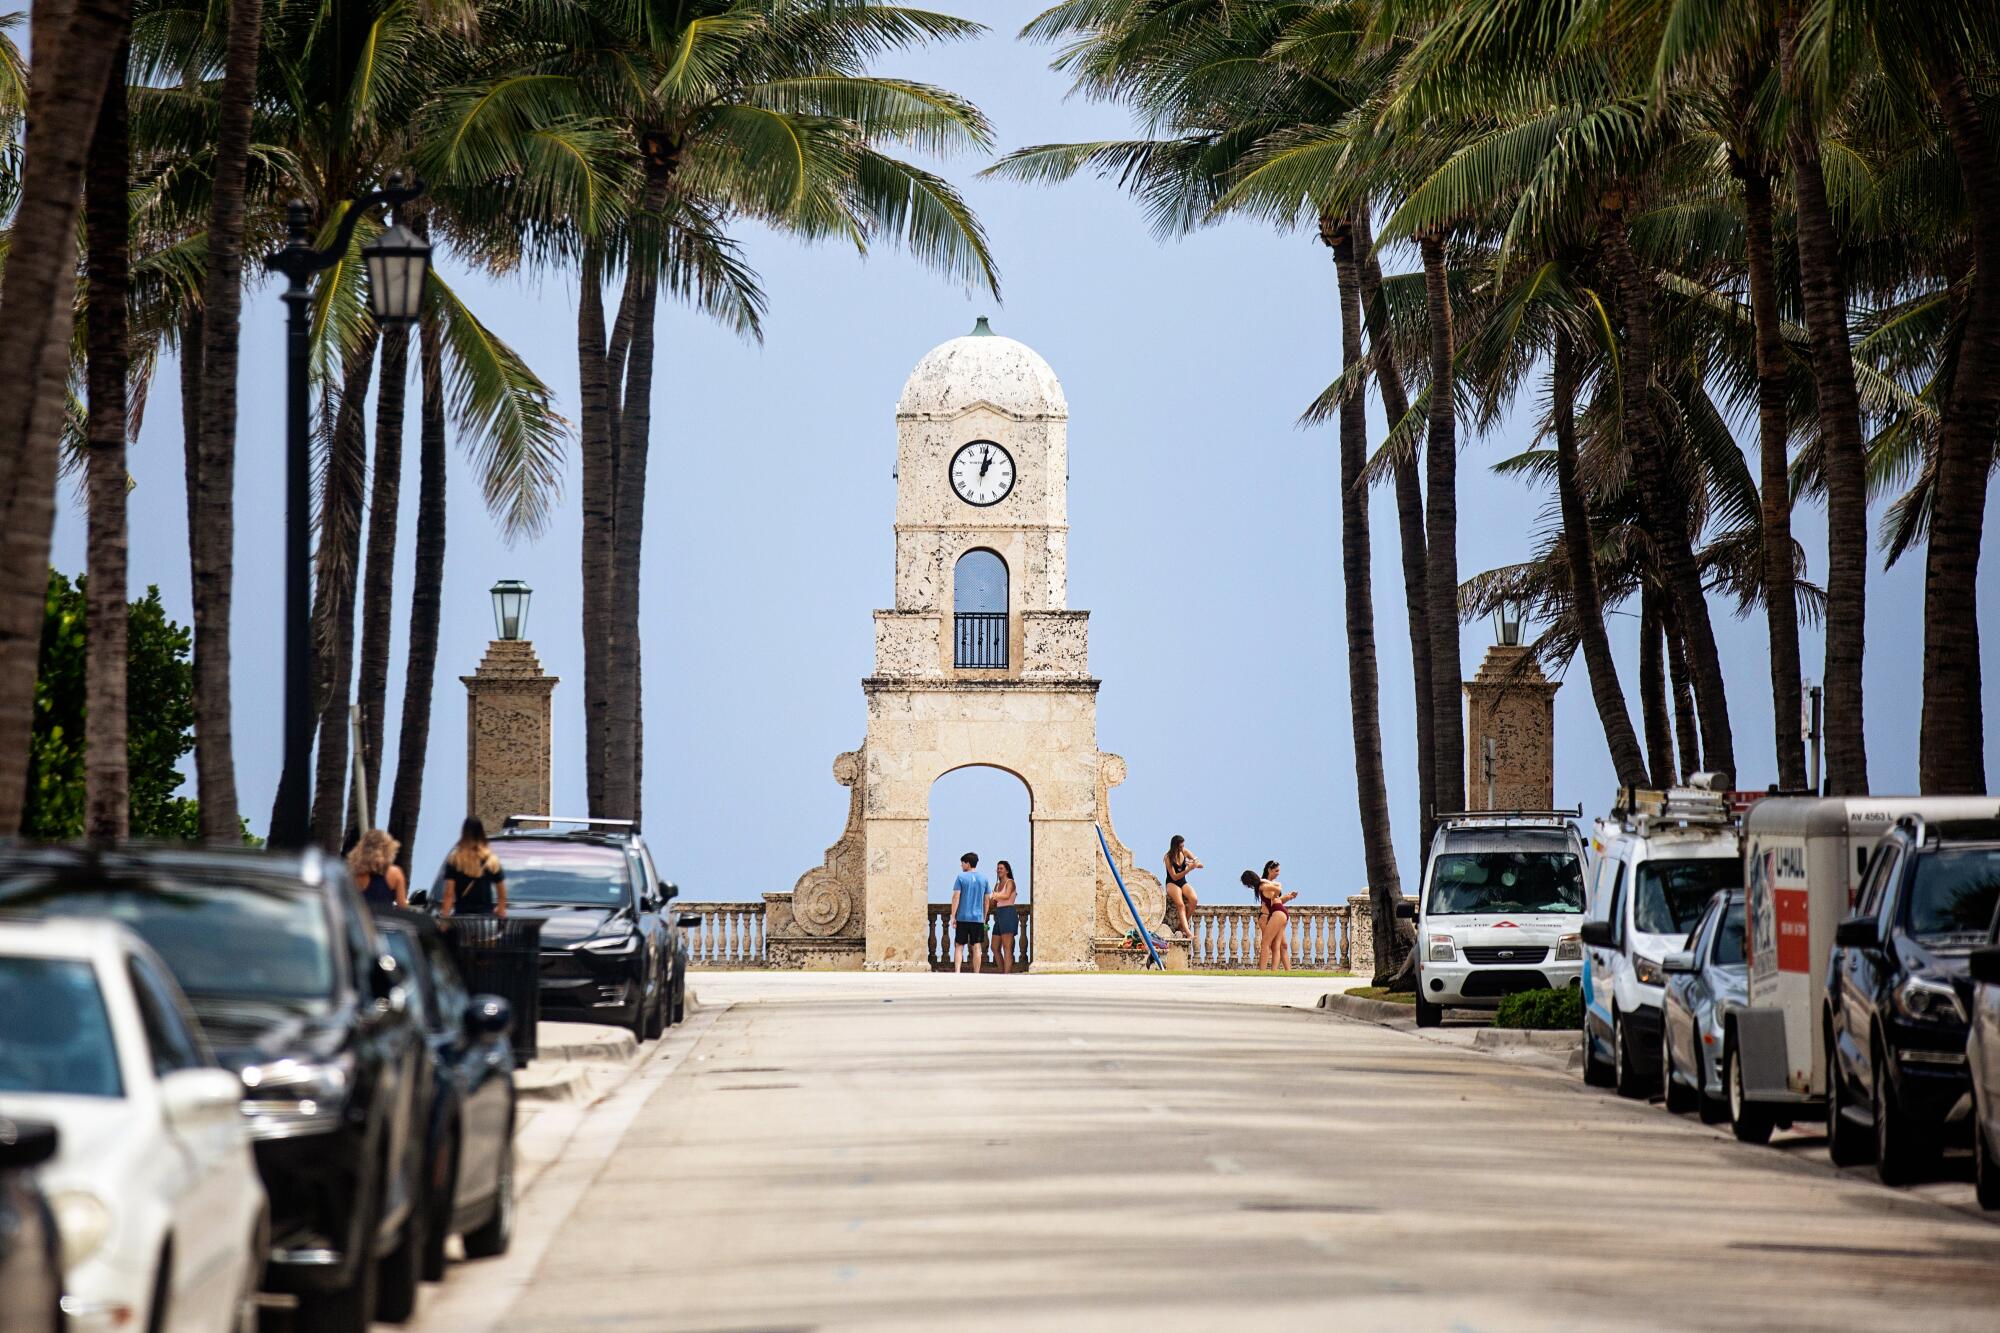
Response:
[1493,986,1584,1030]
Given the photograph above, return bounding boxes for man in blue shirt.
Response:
[948,852,991,974]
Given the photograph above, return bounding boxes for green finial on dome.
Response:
[971,316,995,336]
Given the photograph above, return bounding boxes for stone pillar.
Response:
[462,639,557,834]
[1463,643,1560,810]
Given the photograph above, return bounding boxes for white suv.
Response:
[1408,812,1589,1028]
[1580,784,1744,1097]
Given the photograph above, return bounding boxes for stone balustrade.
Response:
[681,901,767,968]
[681,898,1352,972]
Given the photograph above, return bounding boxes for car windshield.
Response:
[493,844,632,907]
[0,957,123,1098]
[0,877,335,1001]
[1426,847,1584,915]
[1635,858,1740,936]
[1904,847,2000,945]
[1714,901,1746,966]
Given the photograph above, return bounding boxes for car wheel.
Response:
[1976,1112,2000,1211]
[642,966,667,1040]
[1695,1050,1729,1124]
[421,1134,458,1282]
[1614,1010,1649,1099]
[295,1174,380,1333]
[462,1140,515,1260]
[1414,991,1442,1028]
[1662,1027,1696,1113]
[669,968,686,1026]
[1726,1037,1774,1145]
[1582,1010,1615,1088]
[373,1186,426,1324]
[144,1244,171,1333]
[1825,1023,1874,1167]
[1873,1043,1927,1186]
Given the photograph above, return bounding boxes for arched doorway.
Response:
[927,764,1031,969]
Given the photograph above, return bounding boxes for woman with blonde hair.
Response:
[348,829,407,909]
[439,817,508,918]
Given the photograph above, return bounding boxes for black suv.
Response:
[421,817,688,1039]
[1826,815,2000,1184]
[0,846,427,1333]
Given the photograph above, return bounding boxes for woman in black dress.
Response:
[440,818,508,917]
[347,829,407,909]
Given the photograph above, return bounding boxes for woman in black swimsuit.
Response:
[439,818,508,918]
[347,829,407,909]
[1162,835,1201,941]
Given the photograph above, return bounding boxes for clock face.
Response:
[949,440,1016,507]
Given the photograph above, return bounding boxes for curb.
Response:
[1316,991,1416,1026]
[1471,1027,1577,1053]
[532,1028,639,1066]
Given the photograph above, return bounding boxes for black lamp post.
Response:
[266,174,430,849]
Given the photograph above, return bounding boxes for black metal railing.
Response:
[954,612,1009,668]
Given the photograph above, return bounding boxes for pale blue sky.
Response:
[49,0,2000,907]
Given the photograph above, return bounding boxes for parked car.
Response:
[1402,810,1587,1028]
[374,912,519,1278]
[1825,814,2000,1183]
[1968,887,2000,1210]
[0,1116,62,1333]
[421,817,686,1040]
[0,917,266,1333]
[1581,781,1743,1097]
[1660,890,1745,1123]
[0,846,427,1333]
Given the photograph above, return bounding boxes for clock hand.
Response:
[978,447,992,478]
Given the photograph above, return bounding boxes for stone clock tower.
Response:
[772,319,1162,971]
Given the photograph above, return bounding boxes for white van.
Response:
[1581,784,1743,1097]
[1725,795,2000,1144]
[1407,811,1588,1028]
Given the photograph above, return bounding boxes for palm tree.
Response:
[84,39,132,839]
[0,0,132,831]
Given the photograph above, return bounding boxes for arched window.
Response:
[954,549,1008,668]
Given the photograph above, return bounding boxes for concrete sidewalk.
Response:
[412,972,2000,1333]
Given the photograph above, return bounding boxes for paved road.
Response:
[410,974,2000,1332]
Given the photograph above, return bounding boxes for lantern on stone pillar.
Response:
[490,580,532,641]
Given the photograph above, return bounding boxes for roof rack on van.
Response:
[501,814,635,831]
[1609,783,1736,835]
[1433,808,1583,823]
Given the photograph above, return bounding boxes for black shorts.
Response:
[954,921,987,946]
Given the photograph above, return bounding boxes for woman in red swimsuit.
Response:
[1240,866,1297,969]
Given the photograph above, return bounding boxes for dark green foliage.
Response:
[24,568,200,840]
[1493,986,1584,1031]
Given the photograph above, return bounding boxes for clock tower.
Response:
[774,319,1163,971]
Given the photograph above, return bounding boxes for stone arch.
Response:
[928,763,1034,965]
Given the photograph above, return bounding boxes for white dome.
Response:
[896,318,1067,420]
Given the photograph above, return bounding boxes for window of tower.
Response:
[953,549,1009,669]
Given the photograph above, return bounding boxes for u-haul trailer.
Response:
[1726,795,2000,1121]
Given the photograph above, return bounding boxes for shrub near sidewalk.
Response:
[1493,987,1583,1030]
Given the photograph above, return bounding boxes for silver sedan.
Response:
[1660,889,1746,1123]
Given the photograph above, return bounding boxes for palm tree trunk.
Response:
[1639,584,1676,788]
[1356,221,1434,874]
[386,297,446,874]
[0,0,130,831]
[1917,59,1996,794]
[606,267,659,827]
[1602,207,1736,780]
[1553,331,1647,787]
[188,0,261,842]
[1737,159,1808,792]
[1662,596,1704,781]
[83,41,130,841]
[1418,232,1465,817]
[356,324,410,826]
[309,333,379,849]
[1328,217,1405,983]
[1778,4,1868,796]
[577,243,614,818]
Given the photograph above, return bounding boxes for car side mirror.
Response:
[677,914,702,930]
[1968,946,2000,987]
[466,995,513,1040]
[662,881,680,902]
[1394,900,1415,920]
[1579,920,1615,949]
[0,1117,58,1170]
[161,1068,246,1127]
[1834,917,1880,950]
[1661,951,1698,975]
